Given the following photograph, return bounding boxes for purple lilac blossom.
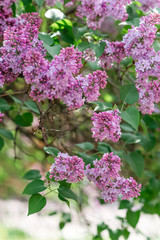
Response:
[49,152,85,183]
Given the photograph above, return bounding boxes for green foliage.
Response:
[0,136,4,151]
[23,170,42,180]
[24,100,40,114]
[23,180,47,195]
[28,193,46,215]
[14,112,33,127]
[76,142,94,151]
[0,129,14,140]
[58,184,78,203]
[43,146,59,156]
[0,99,10,112]
[120,106,140,130]
[125,151,144,178]
[120,84,139,104]
[126,210,140,228]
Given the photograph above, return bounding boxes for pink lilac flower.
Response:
[122,13,160,114]
[23,49,51,101]
[77,0,132,30]
[99,41,126,69]
[139,0,160,12]
[85,152,141,203]
[83,48,97,62]
[0,111,4,122]
[47,47,107,109]
[91,109,121,142]
[123,13,160,60]
[136,78,160,115]
[0,0,16,41]
[49,152,85,183]
[0,12,44,87]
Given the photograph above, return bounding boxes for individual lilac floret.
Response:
[91,110,121,142]
[0,112,4,122]
[85,153,141,203]
[49,152,85,183]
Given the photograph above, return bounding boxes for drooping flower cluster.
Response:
[49,152,85,183]
[0,0,16,41]
[0,12,44,86]
[122,13,160,114]
[76,0,132,29]
[0,11,107,109]
[0,112,4,122]
[85,152,141,203]
[98,41,126,69]
[91,110,122,142]
[139,0,160,12]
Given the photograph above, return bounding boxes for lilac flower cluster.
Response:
[99,41,126,69]
[85,152,141,203]
[76,0,132,29]
[91,110,122,142]
[0,12,107,109]
[49,152,85,183]
[123,13,160,114]
[0,112,4,122]
[0,0,16,41]
[139,0,160,12]
[0,12,44,86]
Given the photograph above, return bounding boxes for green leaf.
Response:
[76,142,94,151]
[125,151,144,178]
[126,210,140,228]
[121,57,132,66]
[23,170,42,180]
[28,193,46,215]
[10,95,23,104]
[58,194,70,207]
[43,146,59,156]
[58,185,78,203]
[73,26,88,40]
[78,42,90,52]
[45,8,65,21]
[121,133,141,144]
[38,33,54,46]
[120,84,139,104]
[119,200,132,209]
[34,0,44,7]
[91,42,106,58]
[24,100,40,114]
[0,129,14,140]
[120,106,140,130]
[0,136,4,151]
[0,99,10,112]
[97,142,111,153]
[92,101,112,112]
[14,112,33,127]
[43,43,61,58]
[77,152,97,166]
[120,123,135,132]
[152,40,160,52]
[23,180,47,195]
